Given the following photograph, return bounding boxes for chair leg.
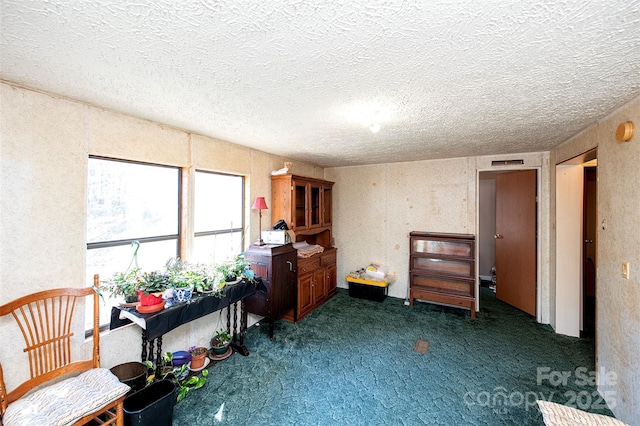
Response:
[116,400,125,426]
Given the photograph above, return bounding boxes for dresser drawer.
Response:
[298,257,320,274]
[320,250,336,266]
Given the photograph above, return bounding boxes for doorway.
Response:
[555,149,597,338]
[582,166,597,337]
[478,169,539,318]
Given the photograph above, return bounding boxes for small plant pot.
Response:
[174,287,193,303]
[189,348,208,370]
[138,290,164,306]
[124,294,139,304]
[211,342,230,356]
[171,351,191,366]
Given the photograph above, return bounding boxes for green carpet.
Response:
[172,287,615,425]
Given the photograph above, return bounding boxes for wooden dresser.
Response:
[270,174,337,322]
[409,232,476,317]
[244,243,298,339]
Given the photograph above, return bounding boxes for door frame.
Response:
[476,166,542,322]
[554,149,597,338]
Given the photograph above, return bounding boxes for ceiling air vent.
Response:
[491,159,524,166]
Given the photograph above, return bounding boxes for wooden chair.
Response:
[0,275,130,426]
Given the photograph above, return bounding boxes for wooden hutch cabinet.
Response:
[244,244,297,339]
[271,174,333,245]
[270,174,337,322]
[409,232,476,318]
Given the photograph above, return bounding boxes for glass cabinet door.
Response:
[412,238,473,258]
[322,185,332,226]
[294,182,308,229]
[411,257,473,278]
[309,183,322,227]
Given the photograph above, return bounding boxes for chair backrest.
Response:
[0,275,102,411]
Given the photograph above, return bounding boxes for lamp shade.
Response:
[252,197,268,210]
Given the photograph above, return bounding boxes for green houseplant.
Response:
[137,271,169,306]
[138,271,169,294]
[165,258,204,302]
[210,328,232,355]
[103,268,141,303]
[151,352,208,403]
[165,257,223,295]
[216,254,252,283]
[198,267,226,294]
[166,258,204,289]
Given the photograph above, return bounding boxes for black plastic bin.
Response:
[124,379,176,426]
[348,281,388,302]
[110,362,148,394]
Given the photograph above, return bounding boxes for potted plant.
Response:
[216,254,251,283]
[151,352,208,403]
[189,346,208,370]
[165,258,203,302]
[137,271,169,306]
[210,328,232,355]
[198,266,227,294]
[103,268,141,304]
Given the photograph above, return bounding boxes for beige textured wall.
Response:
[0,82,316,392]
[326,157,478,300]
[553,95,640,424]
[325,151,552,322]
[1,84,90,389]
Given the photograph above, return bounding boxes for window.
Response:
[192,171,244,264]
[86,157,180,329]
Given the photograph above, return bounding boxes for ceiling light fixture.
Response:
[343,101,394,134]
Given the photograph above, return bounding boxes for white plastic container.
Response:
[365,263,388,280]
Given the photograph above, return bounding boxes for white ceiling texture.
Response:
[2,1,640,167]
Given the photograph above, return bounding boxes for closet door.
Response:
[495,170,537,316]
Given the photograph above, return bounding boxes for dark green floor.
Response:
[173,287,615,425]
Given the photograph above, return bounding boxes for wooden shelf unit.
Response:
[409,232,476,318]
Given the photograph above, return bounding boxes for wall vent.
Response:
[491,159,524,166]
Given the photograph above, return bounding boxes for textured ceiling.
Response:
[2,1,640,168]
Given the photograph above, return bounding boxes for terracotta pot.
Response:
[138,290,164,306]
[189,348,208,370]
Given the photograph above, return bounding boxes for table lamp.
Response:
[252,196,268,245]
